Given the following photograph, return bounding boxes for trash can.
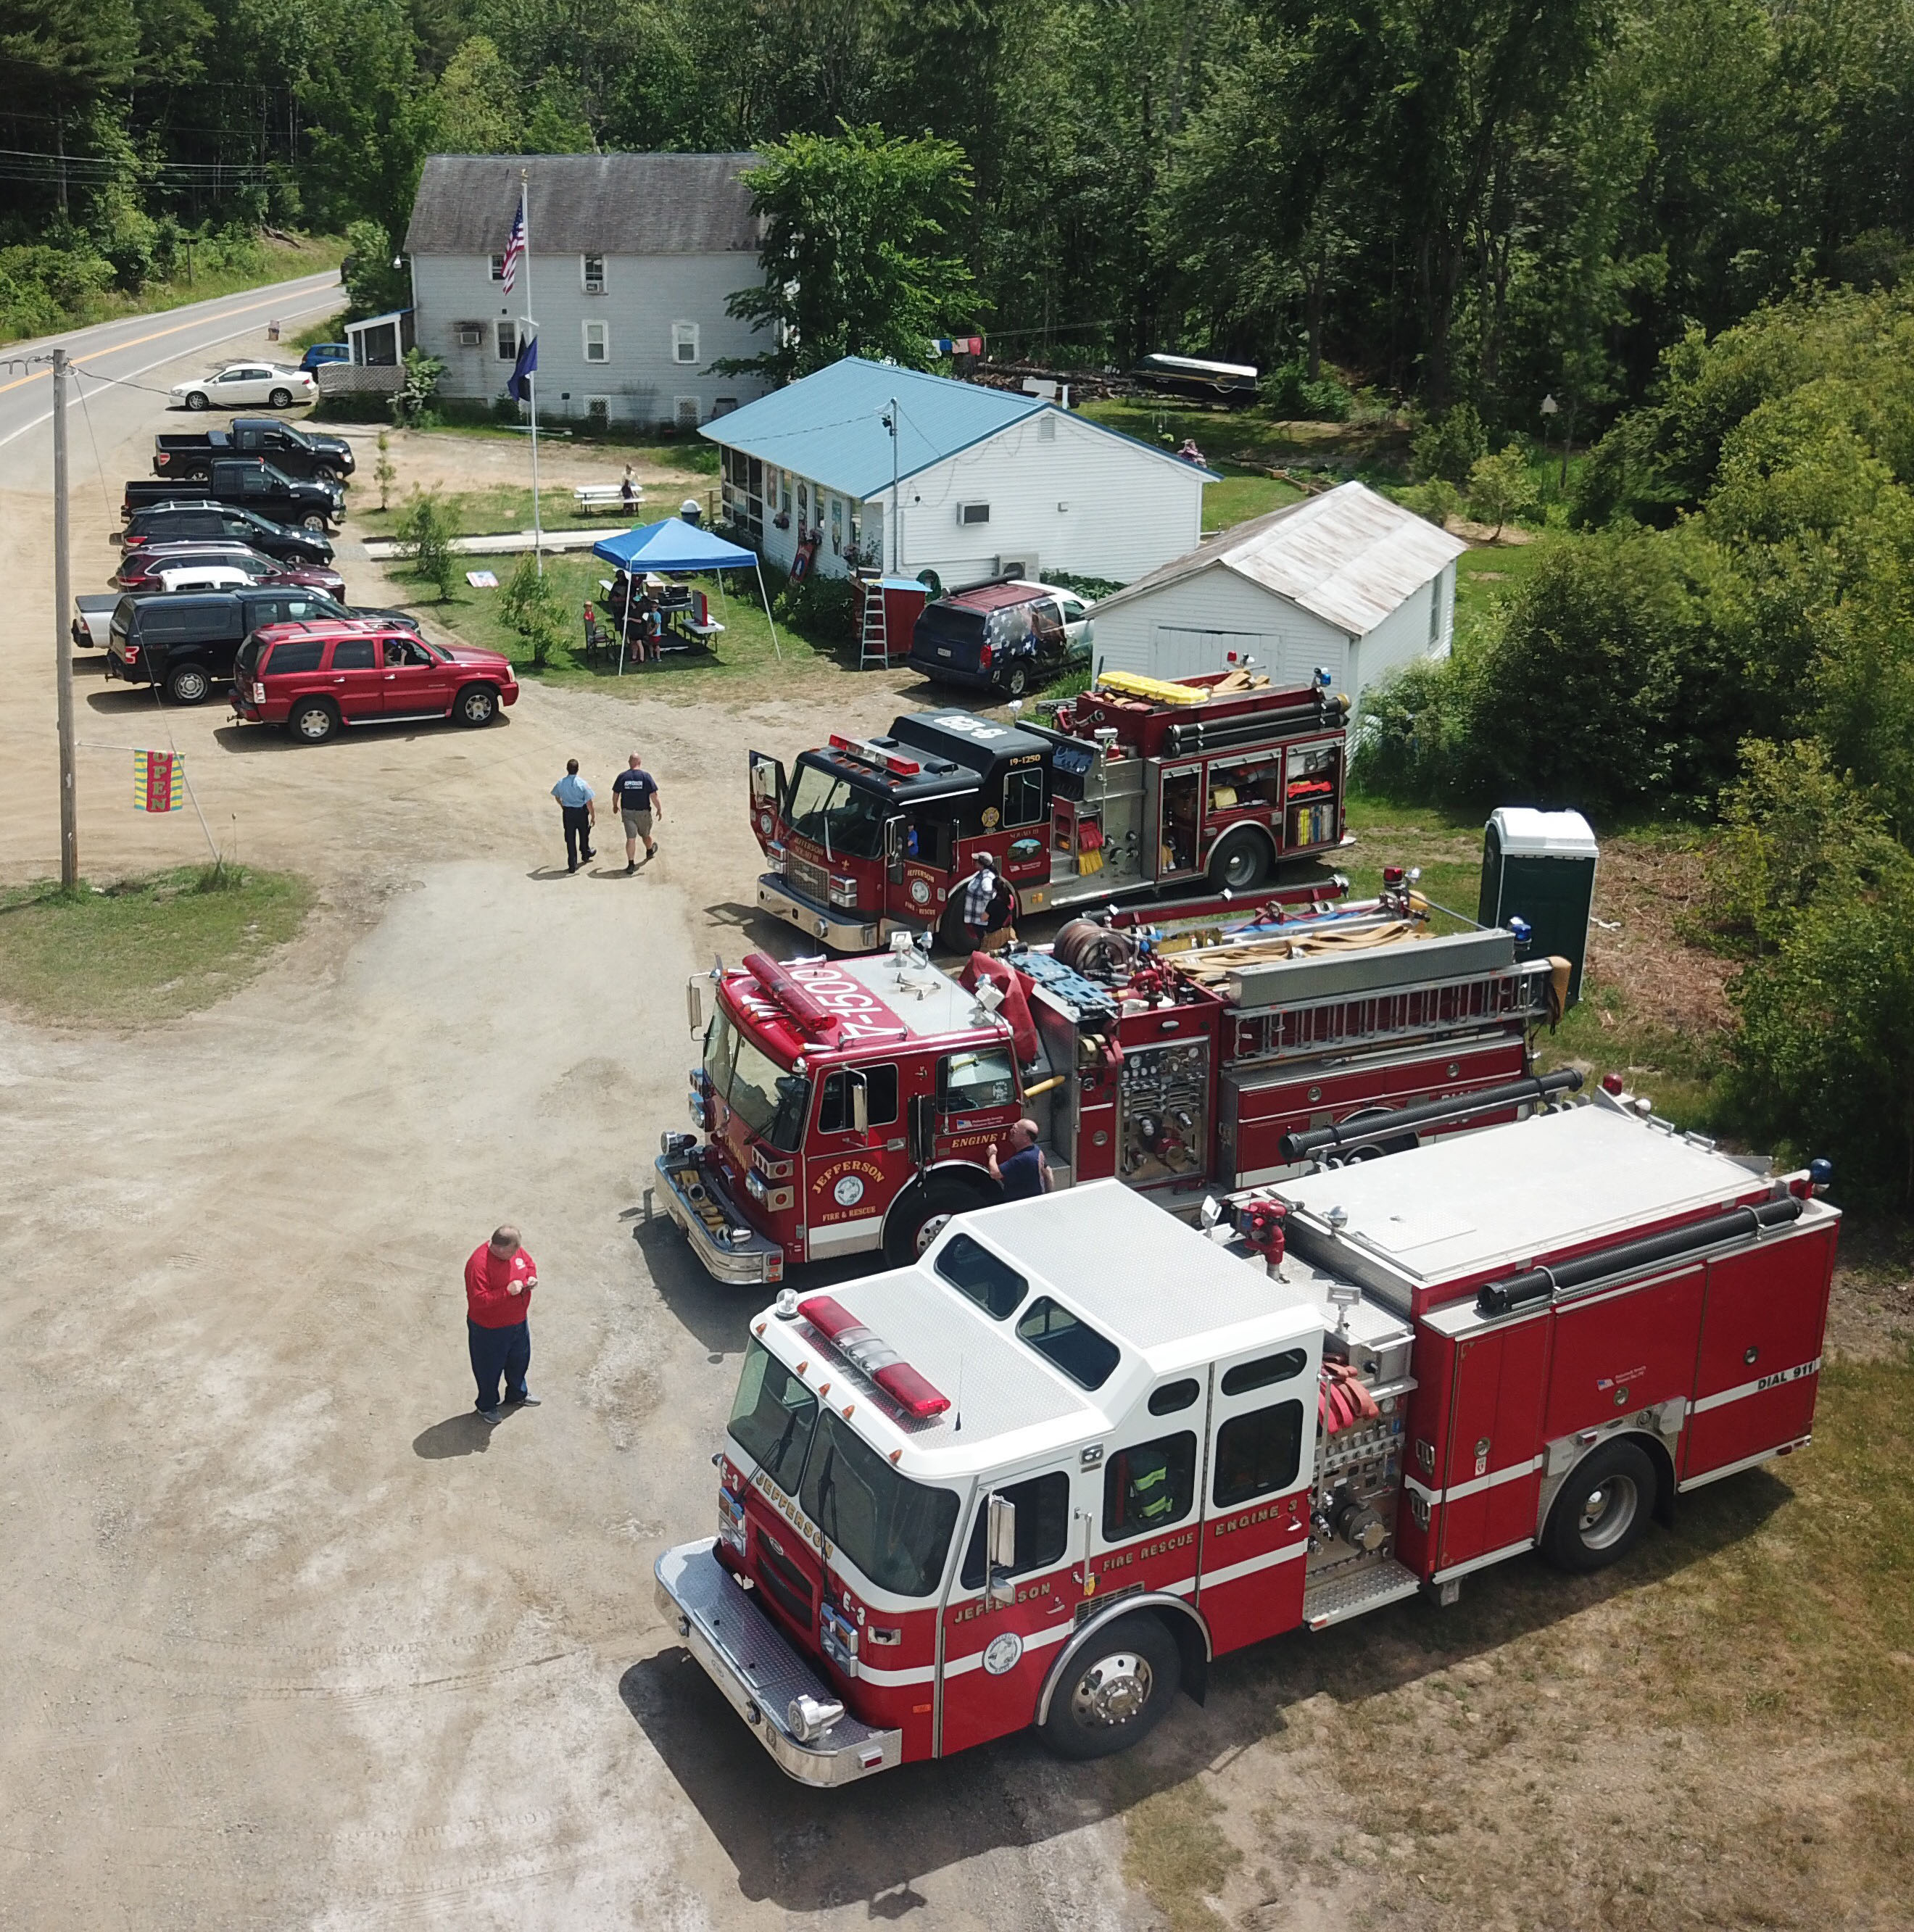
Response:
[1478,808,1598,1005]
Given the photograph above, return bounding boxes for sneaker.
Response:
[626,861,636,875]
[566,863,577,874]
[477,1406,504,1422]
[645,844,658,858]
[509,1390,542,1407]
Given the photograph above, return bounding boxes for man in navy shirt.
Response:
[550,760,596,872]
[611,752,661,872]
[988,1119,1051,1201]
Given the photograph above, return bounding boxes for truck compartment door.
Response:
[1544,1264,1705,1447]
[1436,1314,1551,1574]
[1152,765,1203,878]
[1683,1224,1836,1485]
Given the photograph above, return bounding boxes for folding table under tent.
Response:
[591,519,781,671]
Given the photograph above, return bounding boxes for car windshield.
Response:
[726,1340,818,1493]
[784,758,888,860]
[798,1410,958,1598]
[705,1010,810,1151]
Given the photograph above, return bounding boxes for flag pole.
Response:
[521,167,543,576]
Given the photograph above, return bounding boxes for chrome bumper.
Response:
[755,874,879,953]
[654,1539,901,1787]
[652,1151,784,1286]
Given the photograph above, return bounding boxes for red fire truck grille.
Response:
[754,1540,815,1630]
[785,855,829,905]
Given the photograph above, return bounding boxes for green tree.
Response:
[341,219,408,322]
[429,36,524,153]
[373,430,396,512]
[395,489,458,600]
[717,124,980,383]
[1466,442,1540,538]
[1413,402,1488,484]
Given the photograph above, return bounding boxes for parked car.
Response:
[299,344,351,375]
[122,457,343,532]
[170,364,317,411]
[906,580,1085,698]
[231,622,518,742]
[154,418,355,484]
[105,588,421,706]
[120,502,335,565]
[112,542,346,598]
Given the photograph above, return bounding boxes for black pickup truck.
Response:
[154,418,355,484]
[106,586,420,705]
[120,500,335,565]
[121,458,344,532]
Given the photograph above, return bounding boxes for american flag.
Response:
[500,199,525,294]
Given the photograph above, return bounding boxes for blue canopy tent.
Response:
[591,518,781,669]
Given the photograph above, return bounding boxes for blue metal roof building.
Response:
[702,356,1217,590]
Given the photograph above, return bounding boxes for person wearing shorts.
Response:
[612,753,660,872]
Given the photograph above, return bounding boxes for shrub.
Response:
[392,350,444,427]
[775,572,858,639]
[394,490,460,601]
[499,553,566,666]
[1466,443,1541,538]
[1261,360,1354,422]
[373,432,395,512]
[1401,478,1460,528]
[1411,402,1486,484]
[1040,570,1124,602]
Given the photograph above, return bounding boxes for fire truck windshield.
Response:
[726,1340,817,1493]
[785,759,888,860]
[705,1012,811,1152]
[799,1410,960,1598]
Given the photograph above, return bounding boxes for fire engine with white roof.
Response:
[655,1093,1837,1783]
[749,666,1351,954]
[655,868,1586,1286]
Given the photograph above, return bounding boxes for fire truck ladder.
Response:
[857,574,888,671]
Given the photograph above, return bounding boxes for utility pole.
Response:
[52,347,77,887]
[888,396,900,575]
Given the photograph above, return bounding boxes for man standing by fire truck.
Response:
[956,851,1013,950]
[988,1119,1051,1199]
[463,1224,540,1420]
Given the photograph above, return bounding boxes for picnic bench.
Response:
[573,484,642,514]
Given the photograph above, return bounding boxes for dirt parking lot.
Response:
[1,329,1907,1931]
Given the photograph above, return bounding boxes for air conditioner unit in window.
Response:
[456,324,483,349]
[958,502,991,526]
[584,279,605,295]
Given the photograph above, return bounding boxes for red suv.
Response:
[231,621,519,742]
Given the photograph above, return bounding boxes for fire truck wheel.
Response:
[1040,1614,1182,1760]
[884,1174,994,1266]
[1207,828,1272,892]
[1541,1438,1657,1572]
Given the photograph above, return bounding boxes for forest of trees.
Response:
[4,0,1913,435]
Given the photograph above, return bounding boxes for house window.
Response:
[830,495,844,554]
[797,481,809,534]
[489,254,505,282]
[958,501,990,526]
[495,320,518,360]
[674,396,700,428]
[583,320,609,364]
[781,473,793,517]
[581,254,605,292]
[672,322,700,365]
[1429,568,1446,645]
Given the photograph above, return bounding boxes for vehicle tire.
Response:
[268,387,293,409]
[165,661,211,706]
[300,513,328,534]
[1040,1614,1182,1761]
[1541,1438,1657,1573]
[1003,662,1030,699]
[882,1171,995,1267]
[317,465,341,485]
[1207,826,1272,892]
[289,697,339,744]
[184,391,208,412]
[455,683,499,728]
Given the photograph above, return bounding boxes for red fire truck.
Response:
[654,1094,1837,1784]
[748,669,1351,954]
[655,882,1579,1286]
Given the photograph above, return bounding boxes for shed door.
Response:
[1149,626,1264,681]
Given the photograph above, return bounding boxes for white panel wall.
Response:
[411,251,770,423]
[1091,568,1347,690]
[1345,566,1449,730]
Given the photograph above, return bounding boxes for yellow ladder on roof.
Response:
[1096,669,1208,706]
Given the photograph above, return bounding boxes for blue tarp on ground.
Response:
[592,519,758,575]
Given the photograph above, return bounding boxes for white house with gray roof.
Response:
[402,152,771,429]
[1088,481,1469,721]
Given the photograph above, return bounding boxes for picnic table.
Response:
[574,484,643,514]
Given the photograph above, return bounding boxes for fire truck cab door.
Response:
[748,751,787,839]
[805,1063,904,1260]
[1191,1339,1318,1652]
[938,1464,1081,1756]
[932,1043,1022,1166]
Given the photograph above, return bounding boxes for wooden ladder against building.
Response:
[857,573,889,670]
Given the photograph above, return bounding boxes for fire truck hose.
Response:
[1318,1361,1380,1433]
[1280,1069,1584,1163]
[1476,1194,1805,1317]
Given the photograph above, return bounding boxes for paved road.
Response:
[0,268,344,492]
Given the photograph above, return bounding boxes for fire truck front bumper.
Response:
[655,1539,902,1787]
[654,1148,785,1286]
[755,874,881,953]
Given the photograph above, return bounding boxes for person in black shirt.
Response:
[611,753,661,872]
[988,1119,1051,1200]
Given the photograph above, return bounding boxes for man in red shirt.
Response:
[464,1224,541,1420]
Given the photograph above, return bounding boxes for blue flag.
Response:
[506,331,538,402]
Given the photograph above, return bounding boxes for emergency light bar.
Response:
[827,732,922,778]
[742,952,838,1037]
[798,1294,951,1418]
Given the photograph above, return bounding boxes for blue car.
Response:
[299,344,351,374]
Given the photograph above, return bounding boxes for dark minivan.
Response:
[107,587,418,705]
[907,581,1074,698]
[119,501,335,566]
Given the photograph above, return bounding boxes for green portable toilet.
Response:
[1478,808,1598,1004]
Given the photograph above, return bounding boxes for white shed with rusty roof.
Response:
[1088,481,1469,726]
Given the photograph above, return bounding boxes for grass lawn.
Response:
[1078,396,1411,477]
[0,865,312,1026]
[357,486,616,540]
[396,417,721,473]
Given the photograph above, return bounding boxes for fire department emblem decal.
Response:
[982,1632,1022,1675]
[909,877,932,905]
[833,1174,866,1207]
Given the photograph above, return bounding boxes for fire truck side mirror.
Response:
[908,1093,935,1168]
[985,1491,1018,1607]
[685,977,703,1035]
[852,1077,870,1133]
